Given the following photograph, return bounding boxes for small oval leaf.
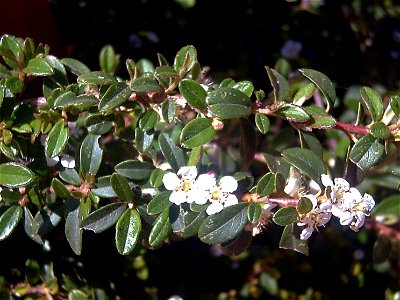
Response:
[149,209,172,248]
[99,82,132,113]
[115,209,142,255]
[147,191,173,215]
[45,119,69,158]
[0,162,35,188]
[115,160,154,181]
[360,87,384,122]
[23,57,54,76]
[181,118,215,149]
[349,134,384,171]
[0,205,23,240]
[179,79,207,110]
[206,87,251,119]
[273,206,298,226]
[80,203,127,233]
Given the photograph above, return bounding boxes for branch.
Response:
[334,122,370,135]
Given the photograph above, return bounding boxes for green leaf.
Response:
[79,134,103,177]
[61,58,90,76]
[300,69,336,111]
[179,79,207,110]
[149,168,164,188]
[54,92,97,111]
[300,132,323,158]
[155,66,178,87]
[139,109,159,131]
[275,103,310,122]
[98,82,131,113]
[206,87,251,119]
[0,162,35,188]
[370,122,390,138]
[232,81,254,97]
[45,55,68,86]
[198,203,248,244]
[297,197,313,215]
[293,82,316,105]
[115,209,142,255]
[149,209,171,247]
[35,205,63,235]
[137,58,155,74]
[59,168,81,186]
[256,172,276,197]
[158,133,186,172]
[187,147,202,167]
[265,66,290,102]
[247,202,262,223]
[23,58,54,76]
[91,176,117,198]
[282,147,326,187]
[115,160,154,181]
[99,44,117,74]
[86,114,113,135]
[80,203,127,233]
[111,173,133,201]
[174,45,197,73]
[161,99,176,123]
[349,134,384,171]
[372,194,400,217]
[147,191,173,215]
[0,205,23,241]
[390,95,400,117]
[6,76,24,94]
[255,113,270,134]
[279,224,309,255]
[51,178,70,199]
[68,289,88,300]
[24,207,43,244]
[360,87,384,122]
[135,128,154,152]
[273,206,298,226]
[77,71,117,85]
[180,118,215,149]
[130,77,162,93]
[64,197,83,255]
[45,119,69,158]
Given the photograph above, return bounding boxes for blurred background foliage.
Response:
[0,0,399,299]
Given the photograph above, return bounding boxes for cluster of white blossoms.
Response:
[295,174,376,240]
[162,166,239,215]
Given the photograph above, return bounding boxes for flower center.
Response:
[181,180,193,192]
[210,187,223,201]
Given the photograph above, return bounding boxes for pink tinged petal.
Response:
[224,194,238,207]
[169,190,187,205]
[353,213,365,229]
[206,202,224,215]
[162,173,181,191]
[331,205,343,217]
[284,177,301,196]
[195,174,216,190]
[339,211,354,225]
[362,193,375,211]
[321,174,334,188]
[319,201,332,211]
[300,227,314,240]
[177,166,197,180]
[219,176,238,193]
[263,203,277,212]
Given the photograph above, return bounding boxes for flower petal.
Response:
[321,174,333,188]
[188,189,209,205]
[362,193,375,211]
[169,190,187,205]
[334,177,350,192]
[300,227,314,240]
[219,176,238,193]
[195,174,216,190]
[224,194,238,207]
[206,202,224,215]
[163,173,181,191]
[177,166,197,180]
[339,211,353,225]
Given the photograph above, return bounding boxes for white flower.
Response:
[297,195,332,240]
[60,155,75,168]
[246,202,277,236]
[321,174,350,203]
[205,176,239,215]
[162,166,198,205]
[284,167,304,197]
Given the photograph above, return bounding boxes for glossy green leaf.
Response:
[99,82,131,113]
[307,114,336,129]
[198,203,248,244]
[275,103,310,122]
[181,118,215,149]
[0,162,35,188]
[161,99,176,123]
[232,81,254,97]
[139,109,159,131]
[77,71,117,85]
[135,127,154,152]
[24,207,43,244]
[61,58,90,76]
[91,176,117,198]
[6,76,24,94]
[149,209,171,247]
[54,92,97,111]
[255,113,270,134]
[297,197,313,215]
[349,134,384,171]
[45,119,69,158]
[372,194,400,217]
[256,172,276,197]
[155,66,178,87]
[147,191,173,215]
[370,122,390,138]
[79,134,103,177]
[51,178,70,199]
[0,205,23,241]
[206,87,251,119]
[247,202,262,223]
[23,57,54,76]
[64,197,83,255]
[174,45,197,73]
[80,203,127,233]
[35,205,63,235]
[273,206,298,226]
[86,114,113,135]
[219,78,235,88]
[179,79,207,110]
[282,147,326,187]
[59,168,81,186]
[279,224,309,255]
[137,58,155,74]
[293,82,316,105]
[149,168,164,188]
[300,132,323,158]
[300,68,336,111]
[389,95,400,117]
[130,77,162,93]
[115,160,154,180]
[111,173,133,201]
[265,66,290,102]
[99,44,117,74]
[68,289,88,300]
[360,87,384,122]
[187,146,202,167]
[45,55,68,86]
[158,133,186,172]
[115,209,142,255]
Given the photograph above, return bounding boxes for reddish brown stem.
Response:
[334,122,370,135]
[268,198,299,207]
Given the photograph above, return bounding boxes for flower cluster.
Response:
[294,174,375,240]
[162,166,238,215]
